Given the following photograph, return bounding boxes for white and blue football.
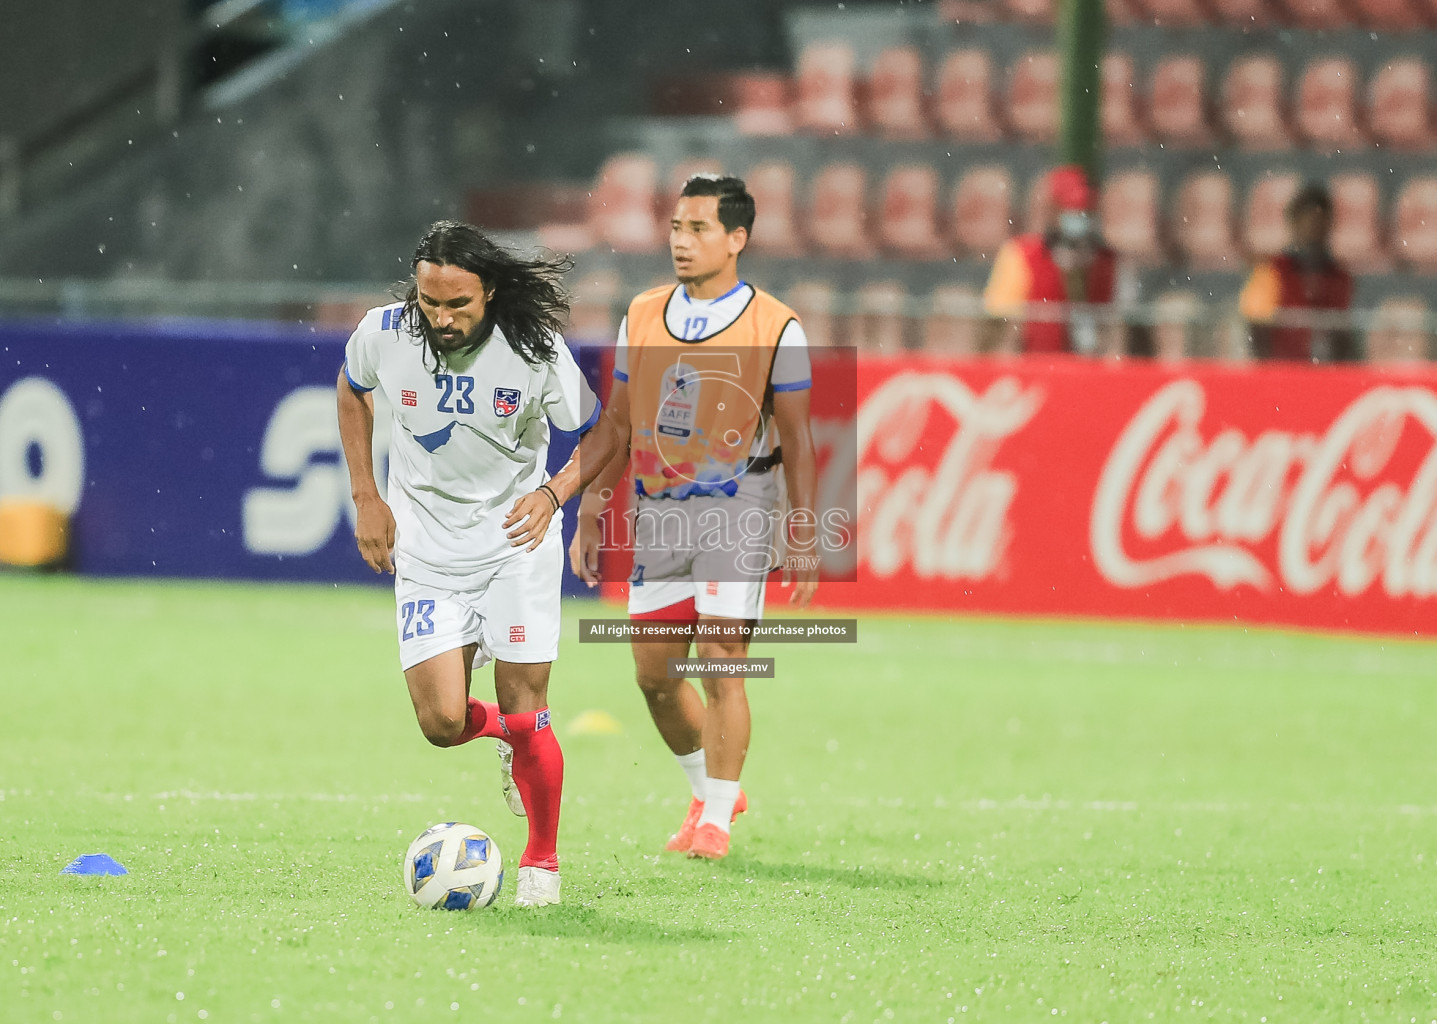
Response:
[402,822,503,910]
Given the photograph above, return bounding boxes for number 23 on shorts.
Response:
[400,599,436,640]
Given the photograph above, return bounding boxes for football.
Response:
[401,822,504,910]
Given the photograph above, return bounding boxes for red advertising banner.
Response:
[601,354,1437,636]
[810,354,1437,636]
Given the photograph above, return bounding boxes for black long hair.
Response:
[398,221,573,371]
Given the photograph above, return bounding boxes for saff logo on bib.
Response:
[493,388,521,417]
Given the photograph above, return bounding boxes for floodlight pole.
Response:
[1058,0,1105,180]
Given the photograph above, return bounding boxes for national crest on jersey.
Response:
[493,387,521,417]
[625,285,794,500]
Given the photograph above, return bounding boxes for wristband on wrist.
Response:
[538,483,561,511]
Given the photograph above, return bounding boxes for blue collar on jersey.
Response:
[680,280,748,305]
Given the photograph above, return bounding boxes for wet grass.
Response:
[2,575,1437,1022]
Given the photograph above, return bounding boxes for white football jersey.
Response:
[344,303,599,583]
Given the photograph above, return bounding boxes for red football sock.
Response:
[455,698,506,744]
[500,707,564,870]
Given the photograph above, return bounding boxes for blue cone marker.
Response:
[61,854,128,876]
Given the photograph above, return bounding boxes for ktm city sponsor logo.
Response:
[1092,379,1437,598]
[824,372,1043,581]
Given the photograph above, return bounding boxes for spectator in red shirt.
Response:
[1239,183,1356,362]
[982,166,1127,356]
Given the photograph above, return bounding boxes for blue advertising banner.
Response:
[0,320,600,591]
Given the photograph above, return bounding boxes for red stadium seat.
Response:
[867,46,930,140]
[1277,0,1353,27]
[566,269,623,341]
[924,285,984,354]
[1003,0,1057,20]
[1367,298,1431,362]
[851,281,910,352]
[950,165,1015,258]
[785,281,838,348]
[935,49,1004,141]
[1102,52,1149,146]
[1393,176,1437,270]
[1348,0,1429,29]
[1242,172,1300,258]
[1330,172,1391,269]
[1295,57,1366,150]
[878,166,949,259]
[732,73,793,136]
[1150,55,1213,145]
[1151,291,1202,362]
[1222,55,1294,149]
[1206,0,1279,26]
[1101,170,1165,264]
[745,161,804,257]
[1173,172,1241,269]
[937,0,1003,22]
[588,152,661,253]
[795,40,860,134]
[1370,59,1433,150]
[662,159,724,219]
[1136,0,1210,27]
[1006,50,1060,142]
[808,162,875,259]
[1106,0,1142,22]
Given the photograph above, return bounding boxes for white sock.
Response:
[698,778,740,833]
[675,749,707,801]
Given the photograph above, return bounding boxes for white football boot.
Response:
[514,865,561,907]
[496,740,526,816]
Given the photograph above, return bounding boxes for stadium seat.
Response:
[878,166,950,259]
[745,161,804,257]
[1277,0,1353,27]
[1105,0,1141,23]
[1150,290,1202,361]
[1173,172,1241,269]
[1242,173,1300,258]
[867,45,931,140]
[795,40,860,134]
[1206,0,1278,26]
[1150,55,1214,145]
[1393,176,1437,270]
[566,268,624,342]
[1102,52,1148,147]
[808,162,875,259]
[1006,50,1060,142]
[588,152,662,253]
[937,0,1003,22]
[1136,0,1210,27]
[923,284,984,354]
[732,73,793,136]
[1003,0,1057,21]
[951,165,1015,258]
[1101,170,1165,264]
[1366,297,1431,362]
[785,281,838,347]
[1296,57,1366,150]
[1330,172,1391,269]
[851,281,910,351]
[1369,58,1433,150]
[935,49,1004,141]
[1348,0,1429,29]
[663,159,724,218]
[1222,55,1293,149]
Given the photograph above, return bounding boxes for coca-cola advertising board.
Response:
[800,355,1437,636]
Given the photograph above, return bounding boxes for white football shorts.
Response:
[626,478,779,621]
[393,530,562,671]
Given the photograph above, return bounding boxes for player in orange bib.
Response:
[570,175,819,860]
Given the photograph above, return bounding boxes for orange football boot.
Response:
[686,823,730,860]
[665,790,748,853]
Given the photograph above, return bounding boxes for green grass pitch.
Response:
[3,574,1437,1023]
